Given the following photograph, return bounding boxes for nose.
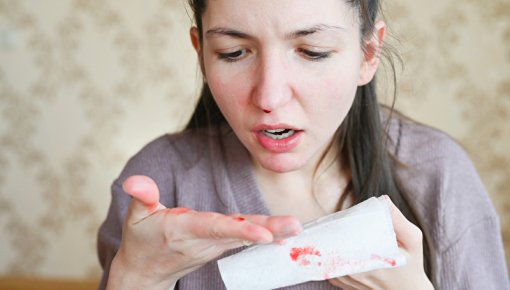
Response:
[251,52,293,113]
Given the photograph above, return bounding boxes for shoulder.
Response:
[388,114,467,167]
[387,114,499,251]
[112,129,221,203]
[123,129,211,174]
[388,113,475,178]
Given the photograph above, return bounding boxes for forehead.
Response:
[202,0,359,35]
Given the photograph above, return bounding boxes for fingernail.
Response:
[276,239,287,245]
[283,225,302,237]
[242,240,253,246]
[256,236,273,244]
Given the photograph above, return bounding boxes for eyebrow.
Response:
[205,24,345,40]
[286,24,346,39]
[206,28,254,40]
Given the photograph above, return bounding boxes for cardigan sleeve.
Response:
[389,117,509,289]
[430,133,510,289]
[437,217,509,290]
[432,146,510,289]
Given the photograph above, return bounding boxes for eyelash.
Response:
[297,48,333,61]
[216,48,333,63]
[217,49,248,63]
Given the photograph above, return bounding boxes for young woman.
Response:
[97,0,509,289]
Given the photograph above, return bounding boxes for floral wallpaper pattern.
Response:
[0,0,508,279]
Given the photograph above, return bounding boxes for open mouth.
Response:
[255,126,302,153]
[261,129,296,140]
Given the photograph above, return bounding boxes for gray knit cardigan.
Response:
[97,117,509,290]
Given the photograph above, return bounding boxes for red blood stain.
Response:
[145,203,159,213]
[319,254,395,280]
[290,246,322,266]
[170,207,191,215]
[233,217,246,222]
[290,246,321,260]
[371,254,397,267]
[321,255,371,279]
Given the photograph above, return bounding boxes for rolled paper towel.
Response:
[217,196,406,290]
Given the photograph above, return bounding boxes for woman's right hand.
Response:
[106,175,303,290]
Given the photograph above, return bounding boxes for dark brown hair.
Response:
[186,0,431,279]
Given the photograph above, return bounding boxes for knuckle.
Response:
[206,213,228,239]
[209,223,225,239]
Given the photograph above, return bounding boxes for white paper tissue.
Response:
[217,196,406,290]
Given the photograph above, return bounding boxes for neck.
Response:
[253,141,351,221]
[253,139,337,194]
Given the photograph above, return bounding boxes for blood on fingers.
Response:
[168,207,191,215]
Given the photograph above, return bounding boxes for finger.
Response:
[232,214,303,240]
[383,195,422,249]
[204,238,254,250]
[123,175,166,223]
[328,277,359,290]
[330,275,371,290]
[170,211,275,244]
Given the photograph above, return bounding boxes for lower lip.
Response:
[255,130,303,153]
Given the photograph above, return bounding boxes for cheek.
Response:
[213,79,245,104]
[207,76,251,125]
[205,59,252,105]
[299,67,359,136]
[305,68,359,113]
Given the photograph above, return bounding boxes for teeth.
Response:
[265,129,286,134]
[262,129,296,140]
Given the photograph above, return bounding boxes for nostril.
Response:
[263,109,271,113]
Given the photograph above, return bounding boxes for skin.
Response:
[108,1,434,289]
[107,175,302,290]
[190,0,381,223]
[196,0,368,174]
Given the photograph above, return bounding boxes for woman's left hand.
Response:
[328,196,434,290]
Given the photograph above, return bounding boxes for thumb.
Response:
[123,175,166,223]
[383,195,422,250]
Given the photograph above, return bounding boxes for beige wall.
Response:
[0,0,508,279]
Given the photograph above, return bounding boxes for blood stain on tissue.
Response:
[290,246,322,266]
[371,254,397,267]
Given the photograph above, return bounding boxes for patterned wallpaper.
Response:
[0,0,508,280]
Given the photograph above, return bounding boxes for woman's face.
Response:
[192,0,381,173]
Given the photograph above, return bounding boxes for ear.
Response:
[190,26,201,54]
[358,20,386,86]
[190,27,206,77]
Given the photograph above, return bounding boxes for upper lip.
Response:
[252,123,301,132]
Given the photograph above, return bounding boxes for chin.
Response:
[256,155,306,173]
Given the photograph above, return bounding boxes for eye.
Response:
[297,48,333,61]
[217,49,249,63]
